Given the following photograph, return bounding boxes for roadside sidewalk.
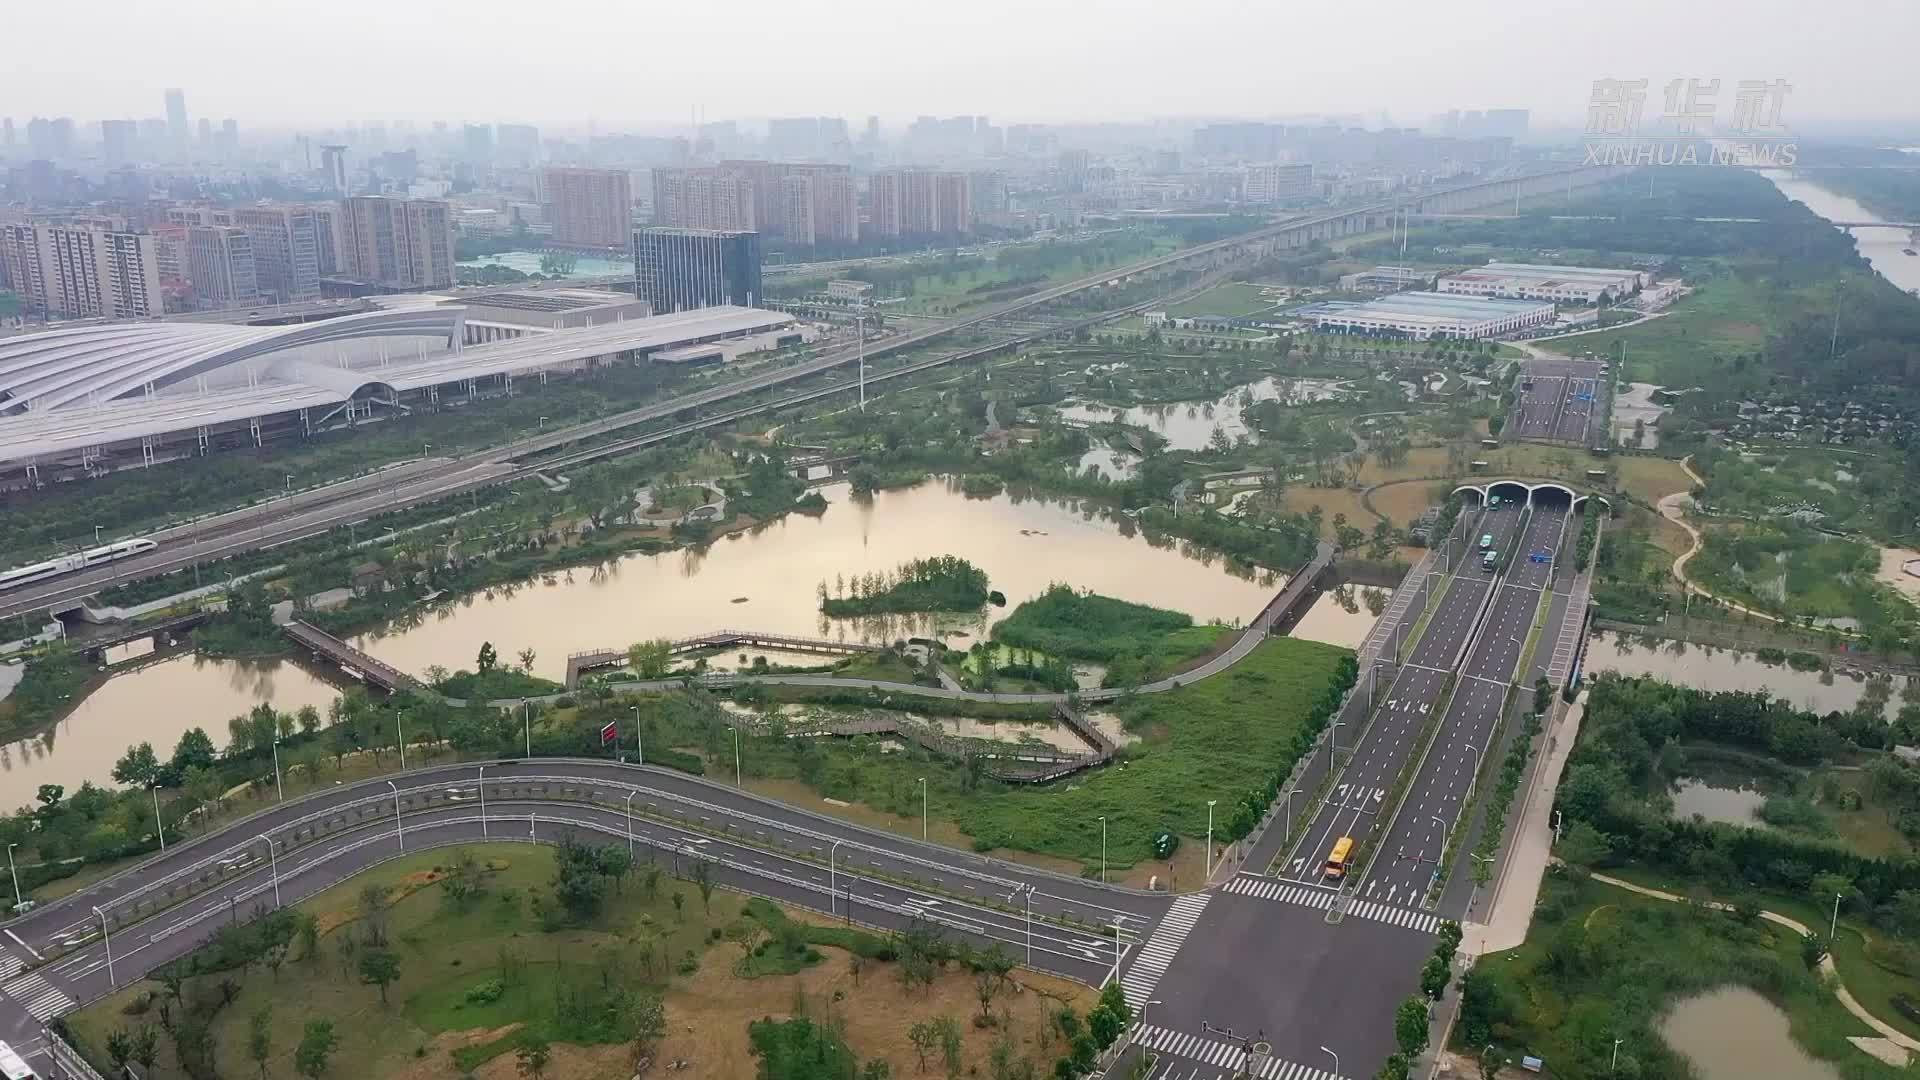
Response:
[1459,692,1585,958]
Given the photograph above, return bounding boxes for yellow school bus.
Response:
[1324,836,1355,880]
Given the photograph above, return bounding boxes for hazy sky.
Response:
[4,0,1915,134]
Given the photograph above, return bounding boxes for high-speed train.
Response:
[0,538,159,592]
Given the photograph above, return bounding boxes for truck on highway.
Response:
[1323,836,1355,880]
[1483,550,1499,571]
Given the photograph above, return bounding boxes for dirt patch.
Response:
[387,1026,525,1080]
[315,864,503,937]
[1369,480,1444,528]
[639,934,1096,1078]
[1875,546,1920,604]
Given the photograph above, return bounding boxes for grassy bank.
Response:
[1463,869,1907,1079]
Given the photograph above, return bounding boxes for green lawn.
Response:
[1166,282,1278,319]
[1542,271,1772,386]
[955,637,1348,864]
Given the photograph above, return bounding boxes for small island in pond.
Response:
[819,556,991,616]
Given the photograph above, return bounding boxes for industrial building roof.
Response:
[1321,292,1554,323]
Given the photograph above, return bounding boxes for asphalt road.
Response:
[1275,501,1526,889]
[1506,356,1608,445]
[1364,503,1569,906]
[0,758,1165,1053]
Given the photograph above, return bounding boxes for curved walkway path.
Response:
[1585,867,1920,1055]
[1656,454,1785,624]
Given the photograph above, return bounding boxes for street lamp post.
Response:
[271,737,283,801]
[387,781,404,850]
[1611,1038,1624,1074]
[396,710,407,770]
[1327,720,1345,769]
[1831,892,1843,942]
[523,700,532,758]
[1098,815,1107,884]
[151,782,165,850]
[830,840,842,917]
[4,844,19,910]
[918,777,928,841]
[626,791,637,856]
[1283,788,1300,847]
[92,525,102,545]
[1320,1046,1338,1077]
[95,906,115,987]
[1023,884,1035,962]
[263,837,281,907]
[629,705,642,765]
[1462,740,1481,804]
[478,765,488,837]
[1206,800,1218,878]
[734,725,742,786]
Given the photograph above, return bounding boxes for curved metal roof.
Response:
[0,306,464,414]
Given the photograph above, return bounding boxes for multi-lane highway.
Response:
[1507,355,1608,445]
[0,758,1165,1056]
[1365,500,1569,904]
[1276,498,1524,891]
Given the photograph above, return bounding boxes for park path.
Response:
[1657,455,1791,627]
[1584,869,1920,1053]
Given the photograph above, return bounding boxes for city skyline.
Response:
[3,0,1916,134]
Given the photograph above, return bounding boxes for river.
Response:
[1763,171,1920,294]
[0,652,342,811]
[351,478,1284,681]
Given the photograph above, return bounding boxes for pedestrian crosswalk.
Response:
[1346,897,1442,934]
[1223,875,1442,934]
[1119,893,1208,1006]
[1223,876,1335,911]
[0,950,21,981]
[1133,1024,1348,1080]
[3,970,74,1021]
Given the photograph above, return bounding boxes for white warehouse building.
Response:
[1436,262,1646,305]
[1307,292,1554,340]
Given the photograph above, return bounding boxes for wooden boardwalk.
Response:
[565,630,884,687]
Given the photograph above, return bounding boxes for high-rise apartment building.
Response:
[101,120,137,166]
[632,228,761,314]
[27,117,75,160]
[232,205,321,303]
[1242,163,1315,204]
[542,166,633,249]
[651,162,855,245]
[463,124,493,166]
[867,171,973,238]
[187,226,259,310]
[310,202,349,275]
[0,224,162,319]
[164,89,189,151]
[497,123,540,166]
[339,196,455,290]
